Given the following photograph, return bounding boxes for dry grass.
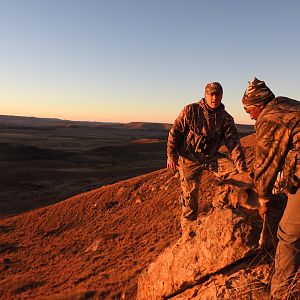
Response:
[217,218,300,300]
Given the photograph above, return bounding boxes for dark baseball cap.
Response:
[205,82,223,94]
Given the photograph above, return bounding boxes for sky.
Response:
[0,0,299,125]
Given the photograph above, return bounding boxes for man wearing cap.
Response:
[167,82,247,236]
[242,78,300,298]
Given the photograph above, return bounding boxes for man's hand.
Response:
[259,203,268,217]
[258,197,271,218]
[167,156,178,173]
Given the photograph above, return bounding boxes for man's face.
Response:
[205,91,223,109]
[243,105,264,120]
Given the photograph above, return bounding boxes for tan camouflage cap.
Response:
[205,82,223,94]
[242,78,275,106]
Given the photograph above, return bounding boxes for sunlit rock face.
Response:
[136,207,263,299]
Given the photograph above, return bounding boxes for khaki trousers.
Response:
[271,188,300,298]
[177,155,236,223]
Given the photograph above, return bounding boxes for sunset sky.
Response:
[1,0,299,125]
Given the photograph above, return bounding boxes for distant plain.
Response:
[0,115,254,218]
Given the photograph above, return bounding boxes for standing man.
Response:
[167,82,247,235]
[242,78,300,298]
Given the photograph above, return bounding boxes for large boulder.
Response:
[136,208,263,299]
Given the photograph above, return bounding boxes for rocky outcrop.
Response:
[137,207,264,299]
[171,263,271,299]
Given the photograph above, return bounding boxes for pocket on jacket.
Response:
[186,130,208,154]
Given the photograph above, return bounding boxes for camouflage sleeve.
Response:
[283,147,300,193]
[254,120,289,197]
[223,114,247,172]
[167,106,190,159]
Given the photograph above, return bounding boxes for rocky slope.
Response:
[136,202,284,300]
[0,133,287,299]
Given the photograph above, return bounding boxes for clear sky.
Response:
[0,0,299,125]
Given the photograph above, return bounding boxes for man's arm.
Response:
[223,115,247,172]
[167,106,190,171]
[254,119,289,197]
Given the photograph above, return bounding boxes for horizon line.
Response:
[0,113,255,126]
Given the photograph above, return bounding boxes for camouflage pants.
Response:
[177,154,237,225]
[271,188,300,299]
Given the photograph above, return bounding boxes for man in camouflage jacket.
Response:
[243,78,300,299]
[167,82,247,234]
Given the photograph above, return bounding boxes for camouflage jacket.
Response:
[254,97,300,196]
[167,98,246,171]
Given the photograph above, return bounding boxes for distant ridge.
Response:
[0,115,254,133]
[123,122,172,131]
[0,115,118,128]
